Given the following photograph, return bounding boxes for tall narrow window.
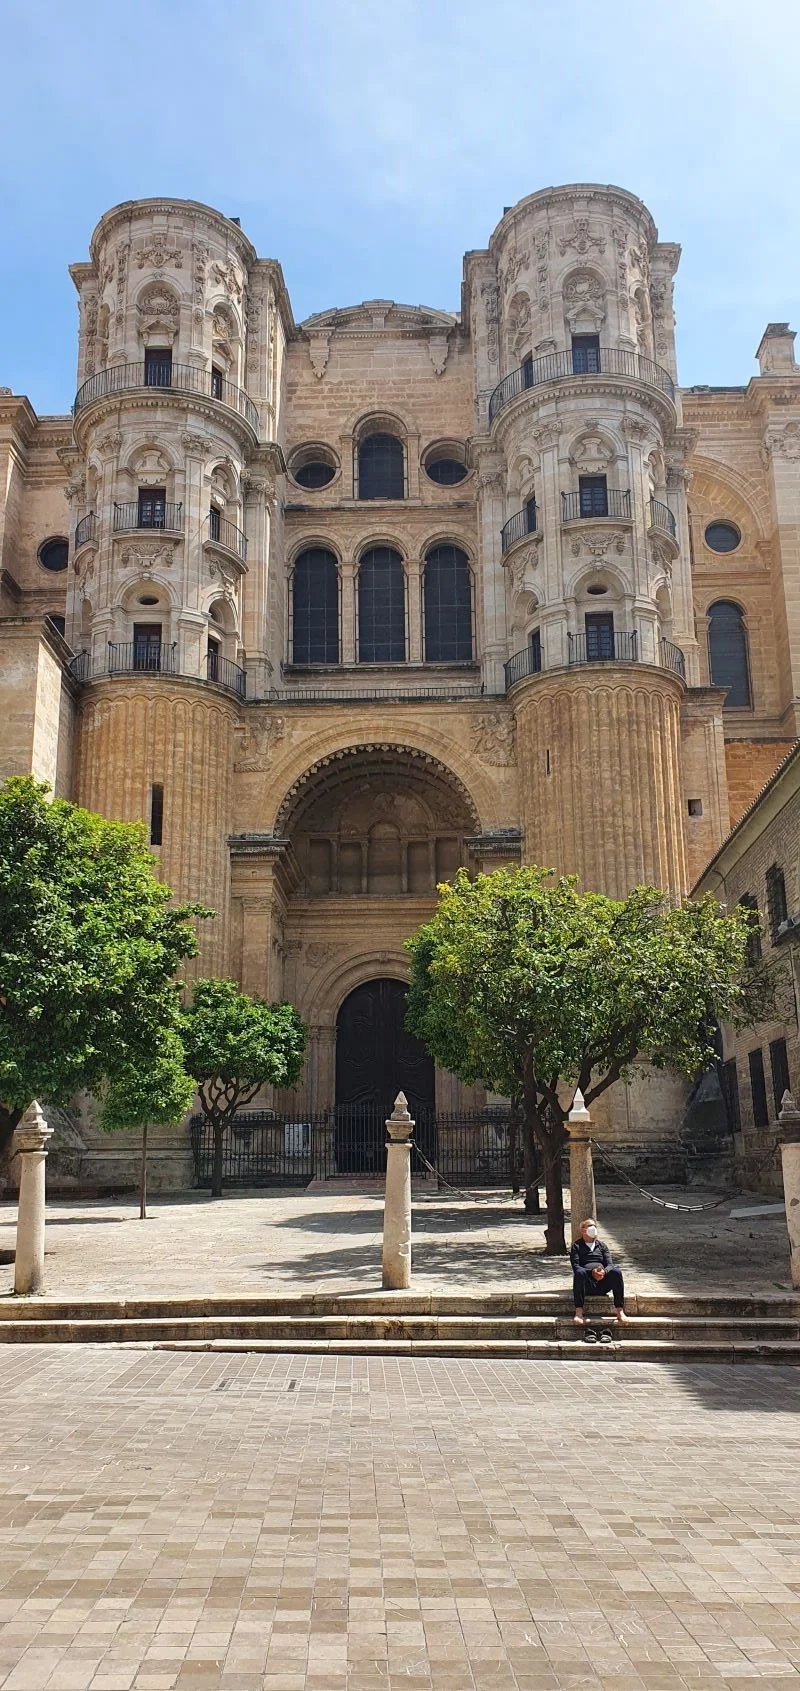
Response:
[358,547,405,662]
[357,432,405,500]
[423,545,472,662]
[138,487,166,529]
[769,1037,790,1117]
[529,628,542,673]
[572,333,601,373]
[766,863,788,941]
[209,505,221,542]
[579,474,608,517]
[738,894,762,966]
[522,354,534,388]
[292,547,339,664]
[720,1057,741,1134]
[207,637,220,683]
[150,783,164,847]
[707,601,751,707]
[748,1048,769,1128]
[144,348,172,387]
[211,365,224,399]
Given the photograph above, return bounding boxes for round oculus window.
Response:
[587,584,608,595]
[293,460,336,489]
[425,456,468,486]
[704,520,741,554]
[38,537,68,572]
[137,595,159,606]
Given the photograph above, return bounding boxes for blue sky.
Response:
[2,0,799,414]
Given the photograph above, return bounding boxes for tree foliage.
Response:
[406,866,770,1252]
[180,979,307,1197]
[0,776,205,1168]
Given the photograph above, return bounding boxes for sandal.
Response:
[598,1329,613,1346]
[583,1328,598,1344]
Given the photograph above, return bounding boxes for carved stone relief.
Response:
[563,270,606,333]
[192,243,209,326]
[233,716,287,771]
[557,217,606,256]
[428,332,450,376]
[569,530,626,558]
[767,421,800,461]
[481,284,500,363]
[308,333,330,379]
[212,259,243,302]
[119,542,175,572]
[473,713,516,765]
[136,242,182,269]
[500,246,530,292]
[115,243,129,324]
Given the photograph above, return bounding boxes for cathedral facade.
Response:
[2,182,799,1179]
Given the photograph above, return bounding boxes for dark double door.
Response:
[335,978,435,1173]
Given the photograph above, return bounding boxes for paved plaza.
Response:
[0,1185,794,1302]
[1,1347,800,1691]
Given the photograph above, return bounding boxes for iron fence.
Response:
[561,488,631,523]
[500,502,538,553]
[74,512,96,548]
[489,346,676,422]
[189,1107,527,1190]
[206,649,246,697]
[73,361,260,434]
[649,498,677,538]
[207,512,248,561]
[113,501,183,534]
[568,629,638,665]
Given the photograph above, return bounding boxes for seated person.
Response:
[570,1218,627,1324]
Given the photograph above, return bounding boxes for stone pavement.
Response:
[1,1347,800,1690]
[0,1185,793,1303]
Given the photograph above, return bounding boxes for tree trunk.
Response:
[0,1105,22,1195]
[211,1118,224,1198]
[139,1122,148,1220]
[540,1131,567,1254]
[521,1113,541,1213]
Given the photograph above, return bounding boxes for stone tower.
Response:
[466,185,693,896]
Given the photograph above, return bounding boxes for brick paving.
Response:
[0,1185,793,1303]
[1,1349,800,1690]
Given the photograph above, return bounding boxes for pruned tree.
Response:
[102,1036,196,1218]
[406,866,769,1253]
[0,776,205,1183]
[180,979,307,1197]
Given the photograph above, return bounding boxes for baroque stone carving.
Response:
[192,242,209,326]
[530,419,563,452]
[181,432,207,454]
[83,296,98,376]
[115,243,129,323]
[563,270,606,333]
[136,242,182,269]
[569,530,626,558]
[308,332,330,379]
[97,430,122,455]
[138,283,179,323]
[506,546,538,589]
[120,542,175,572]
[481,284,500,363]
[428,332,449,376]
[500,247,529,291]
[473,713,516,765]
[63,476,86,506]
[767,421,800,461]
[534,230,550,321]
[233,716,286,771]
[621,414,649,441]
[611,225,628,313]
[212,259,243,301]
[557,217,606,257]
[307,942,334,966]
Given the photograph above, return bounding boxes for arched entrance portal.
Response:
[335,978,435,1172]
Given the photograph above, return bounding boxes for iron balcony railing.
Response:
[108,641,177,675]
[501,500,539,554]
[568,630,638,665]
[649,498,677,538]
[504,633,687,689]
[206,512,248,561]
[561,488,631,523]
[206,649,246,697]
[74,512,96,548]
[488,346,676,422]
[73,361,260,434]
[113,501,183,534]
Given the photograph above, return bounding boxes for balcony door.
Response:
[579,475,608,517]
[133,623,163,671]
[572,334,601,374]
[585,612,615,661]
[144,348,172,387]
[138,487,166,529]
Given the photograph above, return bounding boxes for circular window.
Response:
[426,457,468,486]
[704,520,741,554]
[587,584,608,595]
[137,595,159,606]
[38,537,68,572]
[289,443,339,490]
[294,460,335,489]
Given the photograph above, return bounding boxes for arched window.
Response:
[358,547,405,662]
[708,600,751,707]
[424,545,473,662]
[292,548,339,664]
[357,432,405,500]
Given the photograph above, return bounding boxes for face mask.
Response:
[585,1226,598,1239]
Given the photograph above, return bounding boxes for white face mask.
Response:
[584,1226,598,1239]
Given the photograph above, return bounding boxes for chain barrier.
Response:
[412,1142,522,1205]
[589,1136,782,1214]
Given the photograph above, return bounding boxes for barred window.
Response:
[357,433,405,500]
[748,1047,769,1128]
[769,1037,790,1117]
[766,863,788,942]
[292,548,339,664]
[358,547,405,662]
[738,893,762,966]
[708,601,751,707]
[720,1057,741,1134]
[423,545,472,662]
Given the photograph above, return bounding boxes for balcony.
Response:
[74,512,96,548]
[488,346,676,423]
[113,502,183,534]
[649,498,677,539]
[504,633,685,690]
[73,361,260,436]
[205,512,248,563]
[561,489,631,523]
[68,643,247,700]
[501,500,539,554]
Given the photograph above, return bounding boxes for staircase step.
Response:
[2,1292,798,1321]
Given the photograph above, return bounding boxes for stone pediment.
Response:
[300,300,458,337]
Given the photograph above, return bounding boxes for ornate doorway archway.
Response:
[334,978,435,1173]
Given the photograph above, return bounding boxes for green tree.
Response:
[406,866,768,1254]
[0,776,205,1179]
[102,1037,196,1218]
[180,979,307,1197]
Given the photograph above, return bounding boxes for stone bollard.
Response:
[13,1101,54,1295]
[566,1088,597,1245]
[382,1092,414,1290]
[778,1089,800,1291]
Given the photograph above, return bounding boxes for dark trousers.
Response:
[573,1266,625,1309]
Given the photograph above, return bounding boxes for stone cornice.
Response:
[0,394,39,448]
[491,375,676,444]
[487,183,658,255]
[87,198,258,270]
[72,389,258,454]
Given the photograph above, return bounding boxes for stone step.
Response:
[2,1292,799,1321]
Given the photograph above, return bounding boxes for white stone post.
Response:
[382,1092,414,1290]
[778,1089,800,1291]
[13,1102,54,1295]
[566,1088,596,1245]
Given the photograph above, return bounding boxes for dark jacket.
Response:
[570,1237,613,1273]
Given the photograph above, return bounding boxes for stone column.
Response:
[382,1092,414,1290]
[566,1088,596,1245]
[341,559,356,665]
[13,1101,54,1295]
[407,559,423,664]
[778,1089,800,1290]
